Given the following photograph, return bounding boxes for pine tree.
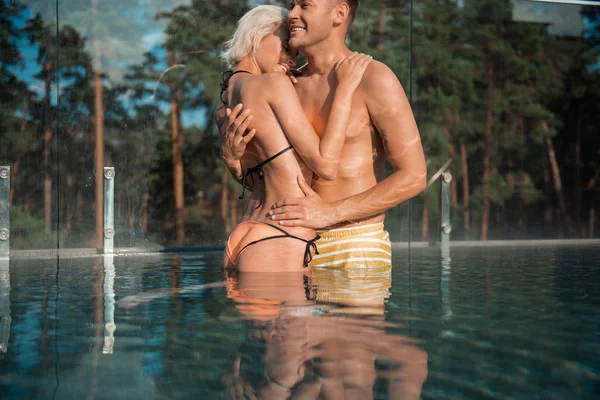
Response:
[0,1,34,210]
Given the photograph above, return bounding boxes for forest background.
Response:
[0,0,598,249]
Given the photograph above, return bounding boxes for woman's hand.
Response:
[334,52,373,93]
[220,103,256,163]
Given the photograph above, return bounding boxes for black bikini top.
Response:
[220,69,252,105]
[239,146,293,200]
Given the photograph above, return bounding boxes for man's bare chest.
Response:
[295,80,369,140]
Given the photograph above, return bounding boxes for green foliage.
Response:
[10,207,66,249]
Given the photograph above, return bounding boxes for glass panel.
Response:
[54,0,252,250]
[1,1,59,250]
[346,1,413,245]
[47,0,416,253]
[411,0,599,245]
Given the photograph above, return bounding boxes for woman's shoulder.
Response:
[249,72,293,88]
[239,73,293,102]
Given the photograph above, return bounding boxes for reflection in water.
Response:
[2,248,599,399]
[0,259,9,353]
[103,255,116,354]
[311,266,392,314]
[441,258,452,320]
[224,266,428,399]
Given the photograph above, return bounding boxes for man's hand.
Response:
[268,175,337,229]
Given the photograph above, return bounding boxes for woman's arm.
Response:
[268,53,372,180]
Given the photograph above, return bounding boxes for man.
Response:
[220,0,426,269]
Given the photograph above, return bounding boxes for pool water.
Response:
[0,245,598,399]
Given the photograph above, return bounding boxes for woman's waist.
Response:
[243,176,308,201]
[241,207,316,241]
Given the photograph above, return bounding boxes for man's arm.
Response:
[268,62,427,229]
[216,104,255,182]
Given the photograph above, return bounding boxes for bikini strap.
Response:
[248,145,293,172]
[238,222,320,268]
[238,146,294,200]
[220,70,252,105]
[302,235,320,267]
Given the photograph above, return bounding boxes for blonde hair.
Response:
[222,5,289,69]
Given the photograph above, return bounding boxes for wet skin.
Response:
[217,15,372,271]
[221,1,427,231]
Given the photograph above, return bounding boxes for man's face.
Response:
[288,0,335,50]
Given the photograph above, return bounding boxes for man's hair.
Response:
[222,5,289,69]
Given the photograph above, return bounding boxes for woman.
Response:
[217,5,371,272]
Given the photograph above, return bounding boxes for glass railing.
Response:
[0,0,597,256]
[411,0,599,245]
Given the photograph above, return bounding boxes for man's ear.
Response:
[332,2,350,27]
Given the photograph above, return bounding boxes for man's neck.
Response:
[302,39,352,76]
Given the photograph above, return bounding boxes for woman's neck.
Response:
[235,58,261,75]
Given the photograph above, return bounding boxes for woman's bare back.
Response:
[225,73,315,238]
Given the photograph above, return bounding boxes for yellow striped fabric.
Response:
[312,222,392,269]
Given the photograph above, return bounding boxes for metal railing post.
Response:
[0,167,10,259]
[440,172,452,262]
[0,259,10,353]
[103,168,115,254]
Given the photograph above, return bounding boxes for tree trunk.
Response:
[10,116,28,207]
[590,208,595,239]
[460,140,470,240]
[66,174,73,232]
[94,71,104,249]
[575,103,583,237]
[128,215,135,230]
[421,204,429,242]
[589,172,597,238]
[481,62,494,241]
[92,0,105,249]
[141,192,149,234]
[76,189,83,225]
[454,106,470,240]
[170,87,185,246]
[43,67,52,234]
[443,108,458,207]
[543,125,570,237]
[9,158,20,208]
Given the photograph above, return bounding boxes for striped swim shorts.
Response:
[312,222,392,269]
